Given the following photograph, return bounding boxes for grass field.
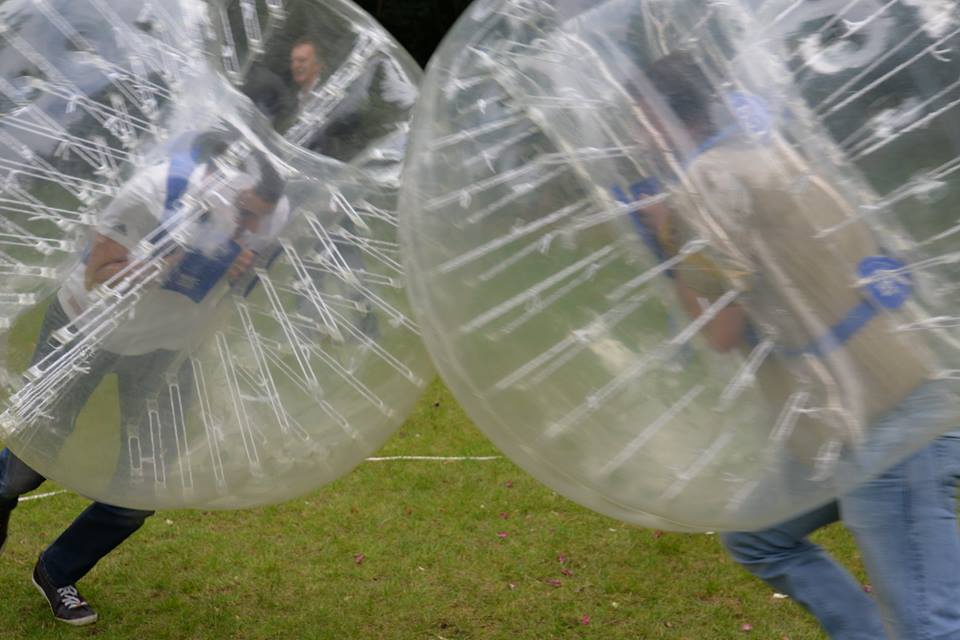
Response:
[0,378,862,639]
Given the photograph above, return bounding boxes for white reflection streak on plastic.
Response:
[459,246,615,335]
[438,199,590,275]
[791,0,899,80]
[215,331,262,471]
[232,364,312,442]
[716,339,777,411]
[542,289,741,440]
[281,237,343,341]
[288,300,421,384]
[147,400,167,488]
[254,268,320,389]
[166,377,194,492]
[493,250,620,337]
[234,299,292,435]
[660,430,737,503]
[256,340,358,435]
[335,228,403,274]
[304,214,360,284]
[465,166,570,226]
[599,385,705,477]
[330,189,371,233]
[816,23,960,117]
[899,316,960,331]
[492,293,651,392]
[607,239,710,302]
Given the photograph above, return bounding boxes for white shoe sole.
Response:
[31,574,99,626]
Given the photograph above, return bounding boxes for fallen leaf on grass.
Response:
[560,568,574,577]
[546,579,562,588]
[505,480,514,488]
[863,584,873,593]
[499,512,509,520]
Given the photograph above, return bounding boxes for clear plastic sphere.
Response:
[0,0,432,510]
[399,0,960,530]
[203,0,420,181]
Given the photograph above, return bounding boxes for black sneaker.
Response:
[0,509,9,555]
[31,558,98,626]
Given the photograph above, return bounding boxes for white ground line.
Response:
[18,456,504,503]
[20,490,67,502]
[365,455,502,461]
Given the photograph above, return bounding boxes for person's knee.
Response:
[0,453,44,502]
[96,503,155,527]
[721,531,772,564]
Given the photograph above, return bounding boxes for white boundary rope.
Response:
[18,455,504,503]
[365,455,501,461]
[21,490,67,502]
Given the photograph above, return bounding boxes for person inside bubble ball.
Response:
[632,52,960,639]
[0,133,289,626]
[290,36,325,115]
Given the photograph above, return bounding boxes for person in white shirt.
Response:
[0,133,289,626]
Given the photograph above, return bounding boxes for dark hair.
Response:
[646,52,714,130]
[252,152,285,204]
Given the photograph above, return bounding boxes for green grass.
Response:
[0,378,859,639]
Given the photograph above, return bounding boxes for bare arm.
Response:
[640,200,749,352]
[84,234,130,290]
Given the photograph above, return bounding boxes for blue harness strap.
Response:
[783,255,913,357]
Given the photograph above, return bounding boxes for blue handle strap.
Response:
[782,256,913,357]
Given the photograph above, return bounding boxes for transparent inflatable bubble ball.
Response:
[0,0,432,510]
[398,0,960,531]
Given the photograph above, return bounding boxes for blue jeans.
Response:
[723,387,960,639]
[0,298,159,587]
[0,448,153,587]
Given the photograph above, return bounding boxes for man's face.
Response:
[290,43,322,90]
[235,189,276,234]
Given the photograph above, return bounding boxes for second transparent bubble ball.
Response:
[399,0,960,530]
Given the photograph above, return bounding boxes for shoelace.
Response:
[56,585,87,609]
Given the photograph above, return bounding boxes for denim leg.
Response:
[40,502,154,587]
[722,501,886,639]
[0,449,46,511]
[842,434,960,640]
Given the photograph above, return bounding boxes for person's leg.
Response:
[721,501,886,639]
[841,432,960,640]
[0,449,47,552]
[36,349,175,586]
[38,502,153,586]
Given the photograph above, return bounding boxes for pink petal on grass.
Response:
[653,530,665,539]
[557,554,568,564]
[863,584,873,593]
[741,623,753,632]
[505,480,514,488]
[499,512,509,520]
[497,531,509,539]
[580,615,590,626]
[547,579,562,588]
[353,553,365,565]
[560,568,574,577]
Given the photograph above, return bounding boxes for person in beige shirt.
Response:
[635,52,960,639]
